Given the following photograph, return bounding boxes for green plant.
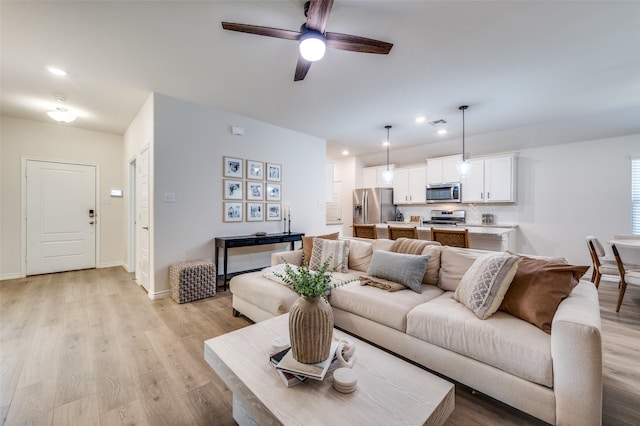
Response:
[274,257,354,302]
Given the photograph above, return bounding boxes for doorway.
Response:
[25,160,97,275]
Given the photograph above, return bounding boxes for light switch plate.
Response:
[164,192,176,203]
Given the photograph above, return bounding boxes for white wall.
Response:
[0,116,125,279]
[151,94,327,297]
[515,133,639,264]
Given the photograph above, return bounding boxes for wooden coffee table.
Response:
[204,314,454,425]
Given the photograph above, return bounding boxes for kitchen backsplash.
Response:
[398,204,518,225]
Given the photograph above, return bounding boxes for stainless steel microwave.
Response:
[426,183,461,203]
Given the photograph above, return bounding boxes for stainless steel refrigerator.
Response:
[353,187,395,225]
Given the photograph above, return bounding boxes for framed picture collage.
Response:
[222,156,282,223]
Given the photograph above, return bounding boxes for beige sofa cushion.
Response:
[230,271,299,317]
[406,293,553,387]
[330,282,444,332]
[438,246,492,291]
[347,239,374,272]
[420,245,441,285]
[372,238,394,252]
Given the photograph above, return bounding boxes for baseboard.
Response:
[147,289,170,300]
[0,273,23,281]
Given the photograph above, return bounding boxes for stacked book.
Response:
[269,341,340,387]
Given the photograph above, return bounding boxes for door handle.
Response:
[89,221,95,225]
[142,226,149,230]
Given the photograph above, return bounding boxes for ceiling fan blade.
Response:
[326,32,393,54]
[306,0,334,32]
[294,57,312,81]
[222,22,301,41]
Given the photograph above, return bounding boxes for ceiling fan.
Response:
[221,0,393,81]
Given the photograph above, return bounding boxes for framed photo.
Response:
[266,163,282,182]
[223,156,243,178]
[223,202,242,222]
[266,203,282,221]
[266,183,281,201]
[246,202,264,222]
[246,160,264,180]
[246,181,264,201]
[223,179,243,200]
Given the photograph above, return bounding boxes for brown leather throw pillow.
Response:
[499,255,589,333]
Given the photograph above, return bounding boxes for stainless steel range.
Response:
[422,210,466,226]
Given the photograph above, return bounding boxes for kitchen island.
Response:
[376,222,516,251]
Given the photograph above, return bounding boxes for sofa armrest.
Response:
[271,250,303,266]
[551,280,602,426]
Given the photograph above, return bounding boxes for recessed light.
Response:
[47,67,68,76]
[437,129,447,135]
[415,116,426,124]
[342,150,349,155]
[382,141,390,147]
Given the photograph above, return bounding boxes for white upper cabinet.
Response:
[426,155,461,184]
[461,154,515,203]
[393,166,426,204]
[362,164,395,188]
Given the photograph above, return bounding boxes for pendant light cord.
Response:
[459,106,468,161]
[385,125,392,170]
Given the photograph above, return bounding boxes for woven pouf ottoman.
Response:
[169,260,216,303]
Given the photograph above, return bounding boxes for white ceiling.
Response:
[2,1,639,164]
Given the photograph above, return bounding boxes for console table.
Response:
[215,232,304,291]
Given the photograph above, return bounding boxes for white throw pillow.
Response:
[309,239,350,273]
[454,253,519,319]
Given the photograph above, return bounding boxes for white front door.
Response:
[26,160,97,275]
[136,149,150,291]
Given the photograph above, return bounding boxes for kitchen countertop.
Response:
[380,222,516,236]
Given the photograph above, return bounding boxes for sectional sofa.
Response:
[229,237,602,426]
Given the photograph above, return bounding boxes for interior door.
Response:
[26,160,96,275]
[136,148,150,291]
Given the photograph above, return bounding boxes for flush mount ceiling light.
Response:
[437,129,448,135]
[457,105,470,176]
[299,27,326,61]
[47,107,77,123]
[342,149,350,156]
[382,125,394,184]
[415,116,426,124]
[46,94,77,123]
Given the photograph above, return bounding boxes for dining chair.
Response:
[430,227,469,248]
[586,235,620,289]
[353,224,378,239]
[388,226,418,240]
[611,243,640,312]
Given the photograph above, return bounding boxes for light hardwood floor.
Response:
[1,267,638,425]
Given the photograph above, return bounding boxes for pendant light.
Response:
[457,105,470,176]
[382,125,394,184]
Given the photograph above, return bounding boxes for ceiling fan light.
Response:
[299,30,326,62]
[47,107,77,123]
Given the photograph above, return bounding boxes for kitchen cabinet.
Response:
[393,166,426,204]
[362,164,395,188]
[461,154,515,203]
[426,155,461,184]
